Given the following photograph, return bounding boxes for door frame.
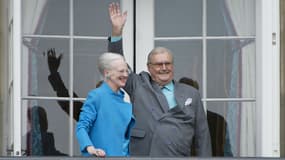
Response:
[255,0,280,156]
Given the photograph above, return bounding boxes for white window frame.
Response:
[255,0,280,157]
[122,0,134,69]
[12,0,22,156]
[10,0,134,156]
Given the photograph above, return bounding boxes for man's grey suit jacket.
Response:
[108,39,212,157]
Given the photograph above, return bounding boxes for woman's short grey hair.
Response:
[147,46,174,64]
[97,52,125,76]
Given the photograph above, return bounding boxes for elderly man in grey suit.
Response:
[108,3,212,157]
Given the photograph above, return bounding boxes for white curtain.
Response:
[22,0,48,104]
[223,0,256,156]
[22,0,47,34]
[22,0,48,154]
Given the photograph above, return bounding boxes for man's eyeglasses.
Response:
[148,62,173,68]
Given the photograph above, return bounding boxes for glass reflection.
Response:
[207,102,256,157]
[207,39,256,98]
[74,40,107,96]
[74,0,119,36]
[22,38,69,97]
[207,0,256,36]
[155,0,202,37]
[22,0,69,35]
[22,100,70,156]
[46,48,83,121]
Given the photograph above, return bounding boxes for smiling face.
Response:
[105,58,129,91]
[147,47,174,86]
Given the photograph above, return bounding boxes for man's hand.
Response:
[45,48,63,74]
[108,2,127,37]
[86,146,106,157]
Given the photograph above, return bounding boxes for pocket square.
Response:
[184,98,192,106]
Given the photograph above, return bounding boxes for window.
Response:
[9,0,279,157]
[20,0,120,156]
[136,0,256,156]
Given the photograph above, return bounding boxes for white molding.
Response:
[68,0,74,156]
[12,0,21,156]
[135,0,154,73]
[122,0,134,69]
[272,0,280,156]
[256,0,280,157]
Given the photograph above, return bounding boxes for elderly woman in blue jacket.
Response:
[76,52,135,157]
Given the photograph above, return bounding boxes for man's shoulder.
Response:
[175,82,198,92]
[129,71,151,82]
[139,71,151,77]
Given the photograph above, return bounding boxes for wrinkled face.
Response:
[105,59,129,91]
[147,52,174,86]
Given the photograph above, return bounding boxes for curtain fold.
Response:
[223,0,256,156]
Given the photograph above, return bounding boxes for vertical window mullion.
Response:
[68,0,74,156]
[13,0,22,156]
[202,0,207,110]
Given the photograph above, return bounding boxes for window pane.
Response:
[22,38,70,97]
[155,0,202,37]
[207,0,256,36]
[22,0,69,35]
[207,39,256,98]
[74,0,119,36]
[22,100,70,156]
[155,40,203,95]
[207,101,256,157]
[74,39,107,97]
